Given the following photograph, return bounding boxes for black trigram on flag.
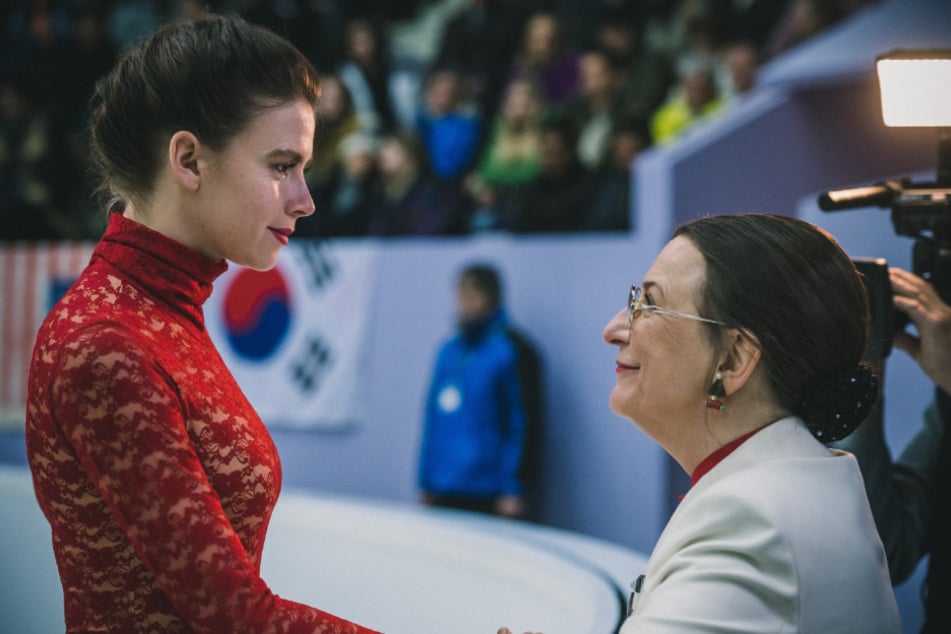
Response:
[290,335,334,394]
[298,241,336,290]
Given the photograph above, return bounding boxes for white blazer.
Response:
[621,417,900,633]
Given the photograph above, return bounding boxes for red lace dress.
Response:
[26,213,380,634]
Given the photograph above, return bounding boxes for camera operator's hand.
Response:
[890,267,951,393]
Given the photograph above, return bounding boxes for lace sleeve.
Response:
[50,324,378,634]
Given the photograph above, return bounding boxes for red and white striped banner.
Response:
[0,242,94,429]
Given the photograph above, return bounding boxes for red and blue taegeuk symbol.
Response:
[222,268,292,360]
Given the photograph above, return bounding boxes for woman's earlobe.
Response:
[705,372,727,411]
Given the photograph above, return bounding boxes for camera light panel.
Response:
[877,52,951,127]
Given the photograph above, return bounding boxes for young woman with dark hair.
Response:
[26,15,379,633]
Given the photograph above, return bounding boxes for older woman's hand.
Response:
[497,628,543,634]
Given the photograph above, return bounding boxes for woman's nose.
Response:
[603,308,629,346]
[291,181,316,217]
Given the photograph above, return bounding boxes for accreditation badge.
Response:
[437,383,463,414]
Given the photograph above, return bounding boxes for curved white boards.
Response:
[0,467,647,633]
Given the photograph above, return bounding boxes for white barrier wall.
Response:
[0,467,649,634]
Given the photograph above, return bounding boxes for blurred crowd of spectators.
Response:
[0,0,875,242]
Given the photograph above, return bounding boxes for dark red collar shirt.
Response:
[26,213,377,633]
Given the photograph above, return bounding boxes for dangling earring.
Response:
[705,372,726,411]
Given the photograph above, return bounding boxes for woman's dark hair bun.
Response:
[796,364,879,442]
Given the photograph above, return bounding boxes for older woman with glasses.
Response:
[598,213,900,632]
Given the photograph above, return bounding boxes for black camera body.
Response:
[819,179,951,359]
[851,257,899,360]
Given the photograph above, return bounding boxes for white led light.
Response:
[877,51,951,127]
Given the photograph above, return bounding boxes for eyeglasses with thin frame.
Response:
[628,285,728,327]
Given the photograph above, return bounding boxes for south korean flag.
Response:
[205,240,379,430]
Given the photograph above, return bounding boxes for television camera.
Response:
[816,49,951,359]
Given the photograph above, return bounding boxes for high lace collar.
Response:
[91,213,229,329]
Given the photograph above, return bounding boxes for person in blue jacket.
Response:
[419,263,531,519]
